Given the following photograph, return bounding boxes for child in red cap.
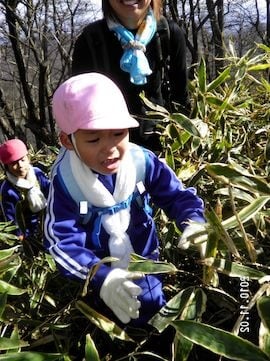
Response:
[0,139,50,251]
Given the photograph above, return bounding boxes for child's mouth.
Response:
[102,158,120,171]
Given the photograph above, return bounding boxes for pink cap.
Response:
[52,73,139,134]
[0,139,28,164]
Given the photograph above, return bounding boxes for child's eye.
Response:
[86,138,99,143]
[114,131,125,137]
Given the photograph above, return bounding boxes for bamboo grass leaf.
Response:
[171,113,202,137]
[257,296,270,356]
[248,64,270,71]
[85,334,100,361]
[258,323,270,358]
[206,209,240,257]
[0,353,62,361]
[139,91,170,114]
[206,96,235,109]
[198,58,206,93]
[257,296,270,331]
[222,196,270,230]
[75,300,133,342]
[128,256,178,274]
[174,331,194,361]
[172,320,270,361]
[0,280,27,296]
[0,337,29,351]
[257,43,270,52]
[0,293,7,320]
[207,67,231,92]
[165,144,175,170]
[206,163,270,195]
[0,246,21,260]
[202,258,266,279]
[214,187,255,203]
[149,287,195,332]
[0,253,21,274]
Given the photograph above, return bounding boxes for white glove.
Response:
[178,223,207,258]
[100,268,143,324]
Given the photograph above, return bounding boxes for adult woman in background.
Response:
[71,0,190,152]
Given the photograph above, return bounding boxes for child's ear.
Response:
[59,131,74,150]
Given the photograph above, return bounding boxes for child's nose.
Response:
[102,138,117,153]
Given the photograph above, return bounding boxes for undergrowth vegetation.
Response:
[0,43,270,361]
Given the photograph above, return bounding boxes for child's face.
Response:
[65,129,129,175]
[6,155,30,179]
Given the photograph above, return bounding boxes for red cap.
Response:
[0,139,28,164]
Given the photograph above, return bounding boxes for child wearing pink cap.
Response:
[0,139,50,250]
[44,72,205,359]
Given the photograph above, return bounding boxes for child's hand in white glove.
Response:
[100,268,144,324]
[178,222,207,258]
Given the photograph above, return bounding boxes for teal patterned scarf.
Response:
[107,9,157,85]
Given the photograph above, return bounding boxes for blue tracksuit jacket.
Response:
[44,144,205,326]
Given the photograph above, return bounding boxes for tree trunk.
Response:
[206,0,225,75]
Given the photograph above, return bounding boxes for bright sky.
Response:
[247,0,267,12]
[90,0,267,16]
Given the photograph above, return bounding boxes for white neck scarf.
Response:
[6,165,47,213]
[69,147,136,269]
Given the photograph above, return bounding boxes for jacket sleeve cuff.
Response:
[89,263,112,293]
